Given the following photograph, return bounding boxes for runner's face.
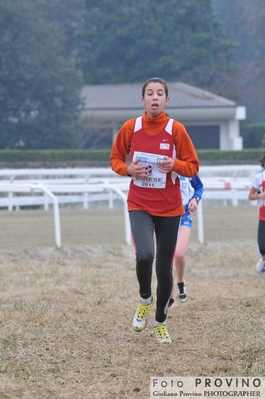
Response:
[142,82,169,118]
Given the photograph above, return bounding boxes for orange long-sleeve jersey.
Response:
[110,111,199,216]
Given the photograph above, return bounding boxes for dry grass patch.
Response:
[0,205,265,398]
[1,240,265,398]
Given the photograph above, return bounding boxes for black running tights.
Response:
[258,219,265,256]
[129,210,180,323]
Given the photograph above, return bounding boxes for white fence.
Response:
[0,179,130,247]
[0,165,260,247]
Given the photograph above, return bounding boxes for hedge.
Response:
[0,149,111,162]
[0,148,264,166]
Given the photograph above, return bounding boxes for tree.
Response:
[0,0,84,149]
[42,0,86,57]
[213,0,265,122]
[77,0,236,93]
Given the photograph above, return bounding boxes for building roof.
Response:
[81,82,243,127]
[81,82,236,110]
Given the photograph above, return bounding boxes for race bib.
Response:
[132,151,167,189]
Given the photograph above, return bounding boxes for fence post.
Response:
[31,182,61,248]
[104,184,131,246]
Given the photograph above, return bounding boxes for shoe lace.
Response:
[136,303,150,320]
[155,324,169,339]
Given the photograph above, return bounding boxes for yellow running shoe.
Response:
[132,299,153,332]
[153,323,172,343]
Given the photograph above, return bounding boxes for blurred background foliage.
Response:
[0,0,264,150]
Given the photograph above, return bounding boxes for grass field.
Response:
[0,204,265,399]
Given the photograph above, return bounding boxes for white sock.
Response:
[153,320,166,327]
[140,296,152,305]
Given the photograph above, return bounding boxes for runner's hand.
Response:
[157,157,174,173]
[188,198,198,214]
[127,160,152,179]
